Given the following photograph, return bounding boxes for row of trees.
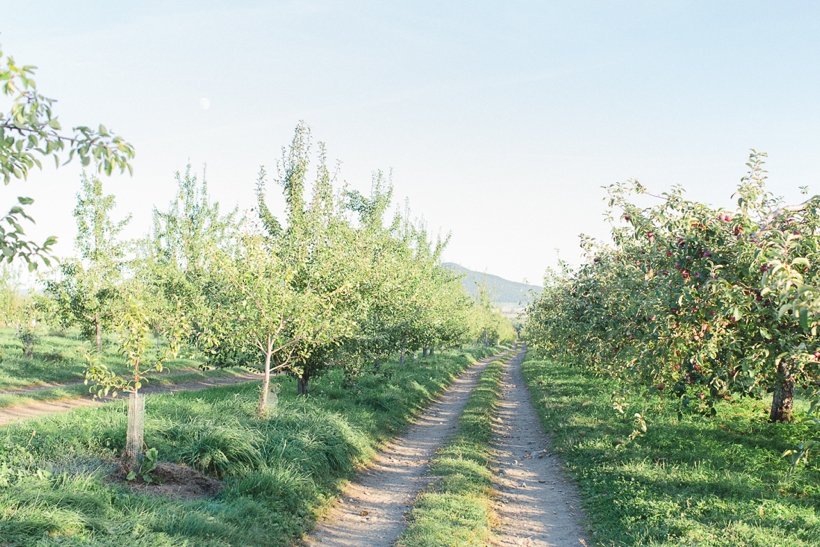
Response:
[524,152,820,424]
[36,124,514,410]
[2,43,514,468]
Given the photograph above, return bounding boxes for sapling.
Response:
[15,323,37,359]
[84,293,188,470]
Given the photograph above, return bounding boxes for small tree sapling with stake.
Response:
[83,290,188,471]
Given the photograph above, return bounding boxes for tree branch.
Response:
[755,196,820,235]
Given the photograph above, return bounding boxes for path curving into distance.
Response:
[494,351,590,547]
[302,349,514,547]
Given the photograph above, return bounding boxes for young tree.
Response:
[44,174,129,351]
[0,263,25,327]
[205,232,305,414]
[84,282,187,470]
[256,124,368,394]
[139,165,237,353]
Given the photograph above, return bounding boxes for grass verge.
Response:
[0,345,505,547]
[0,328,207,397]
[0,367,254,409]
[396,357,506,547]
[521,354,820,547]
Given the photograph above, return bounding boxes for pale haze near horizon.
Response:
[2,1,819,286]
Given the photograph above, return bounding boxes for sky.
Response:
[2,1,820,285]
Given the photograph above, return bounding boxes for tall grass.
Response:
[0,345,505,546]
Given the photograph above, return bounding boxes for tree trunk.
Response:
[258,351,272,415]
[399,346,406,367]
[770,360,795,423]
[373,359,380,370]
[297,370,310,395]
[430,347,434,357]
[422,347,428,358]
[124,391,145,471]
[95,316,103,353]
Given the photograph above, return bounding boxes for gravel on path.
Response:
[302,350,512,547]
[0,372,262,427]
[494,351,590,547]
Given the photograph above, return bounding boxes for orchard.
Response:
[525,152,820,426]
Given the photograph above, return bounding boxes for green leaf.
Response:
[800,308,810,330]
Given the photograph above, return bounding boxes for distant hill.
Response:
[442,263,542,308]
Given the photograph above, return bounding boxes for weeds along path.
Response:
[0,372,261,427]
[494,350,589,547]
[303,349,514,547]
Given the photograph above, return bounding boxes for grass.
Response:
[0,328,249,409]
[0,345,506,546]
[397,357,506,547]
[520,354,820,547]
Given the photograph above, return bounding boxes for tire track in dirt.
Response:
[0,372,262,427]
[494,350,589,547]
[302,349,512,547]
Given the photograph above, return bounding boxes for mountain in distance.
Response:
[442,263,542,315]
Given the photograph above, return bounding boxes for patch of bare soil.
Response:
[0,372,261,427]
[302,349,512,547]
[493,351,590,547]
[112,461,223,501]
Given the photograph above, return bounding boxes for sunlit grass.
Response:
[0,345,506,546]
[398,359,505,547]
[521,355,820,547]
[0,328,248,408]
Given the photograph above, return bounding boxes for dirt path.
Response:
[0,372,261,427]
[494,351,589,547]
[302,349,512,547]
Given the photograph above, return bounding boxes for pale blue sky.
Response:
[3,1,819,284]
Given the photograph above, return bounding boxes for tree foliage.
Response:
[42,174,129,351]
[0,43,134,267]
[197,123,493,397]
[43,175,129,351]
[524,151,820,424]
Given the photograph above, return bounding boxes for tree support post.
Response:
[125,391,145,470]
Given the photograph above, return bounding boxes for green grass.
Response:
[521,354,820,547]
[0,369,258,410]
[0,328,247,408]
[0,345,505,546]
[397,358,506,547]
